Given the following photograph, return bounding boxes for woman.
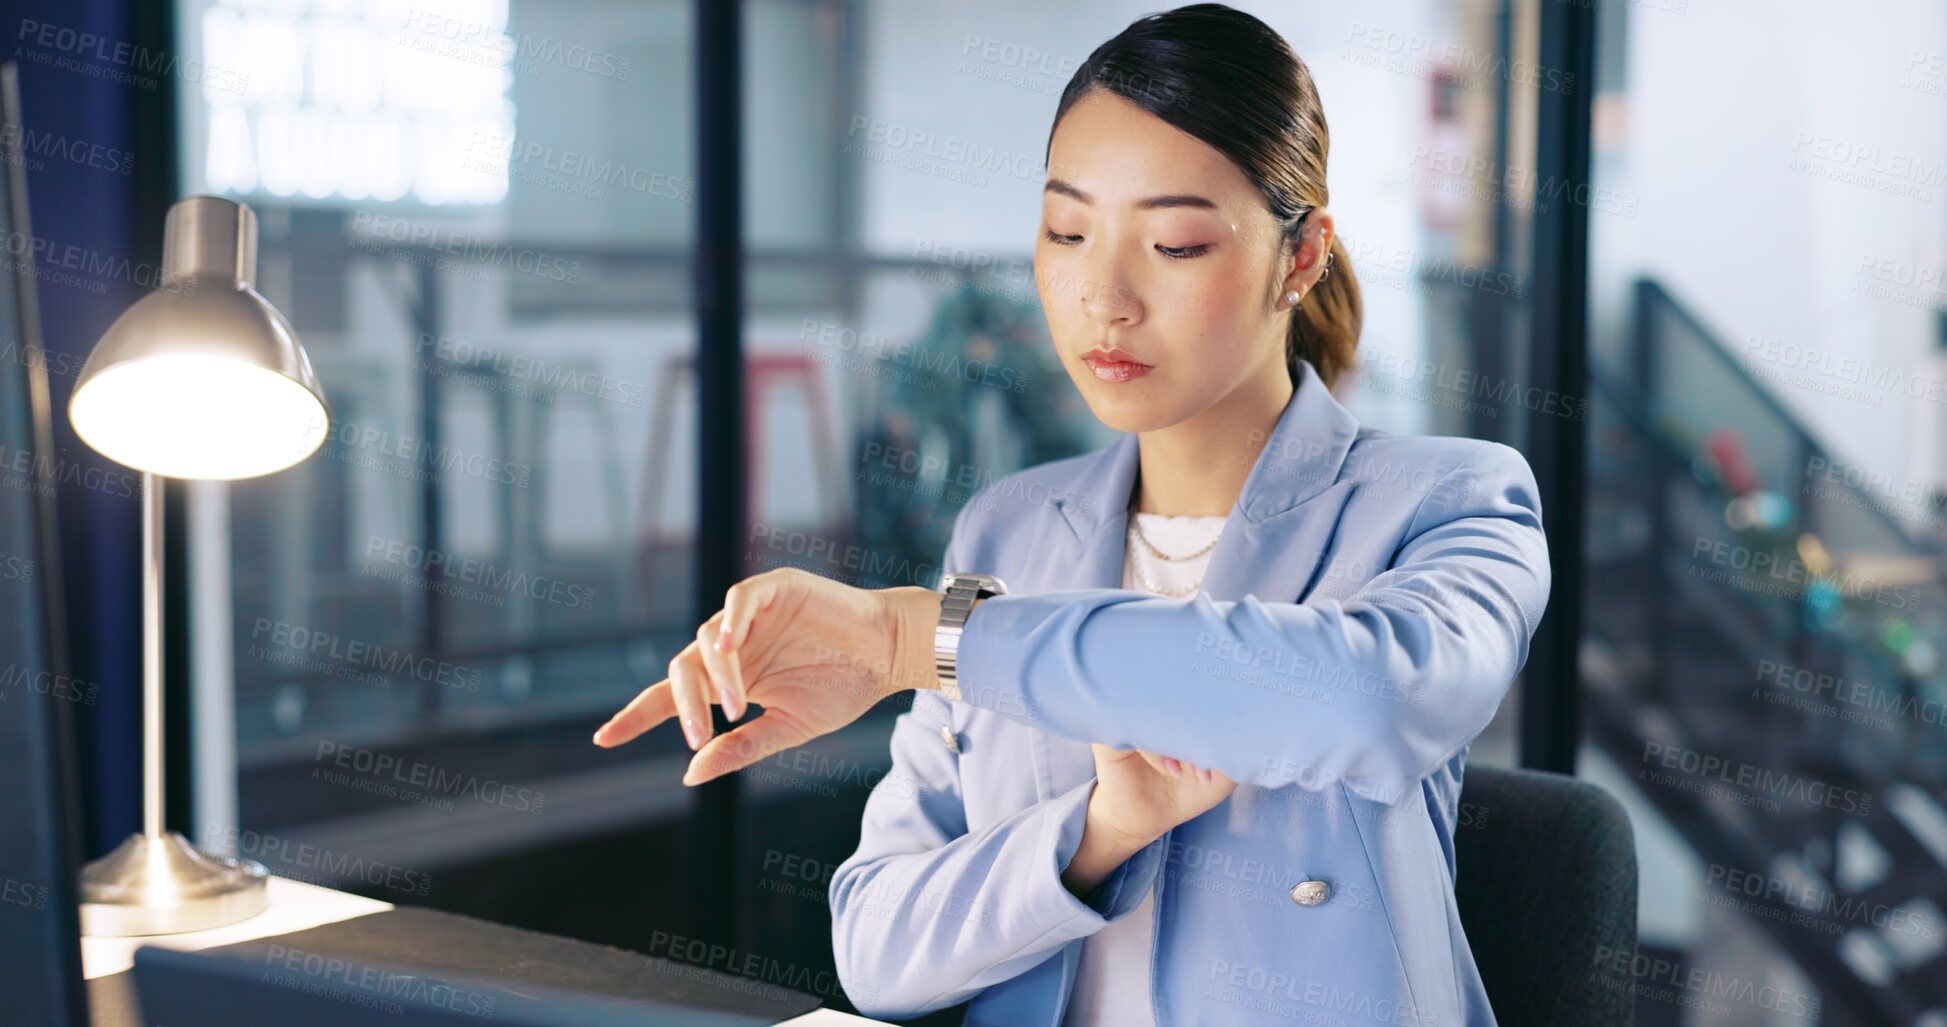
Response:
[595,5,1548,1024]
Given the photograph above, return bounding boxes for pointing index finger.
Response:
[592,681,675,747]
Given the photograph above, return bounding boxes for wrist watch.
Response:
[933,573,1007,701]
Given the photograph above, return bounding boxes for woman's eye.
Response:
[1040,230,1207,259]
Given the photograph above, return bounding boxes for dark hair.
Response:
[1046,3,1362,390]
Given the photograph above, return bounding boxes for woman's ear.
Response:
[1279,208,1335,301]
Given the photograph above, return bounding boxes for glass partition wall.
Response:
[175,0,718,940]
[1576,0,1947,1018]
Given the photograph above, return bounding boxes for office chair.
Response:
[1454,765,1638,1026]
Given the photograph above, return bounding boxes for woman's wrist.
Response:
[887,586,943,695]
[890,586,986,696]
[1061,792,1160,900]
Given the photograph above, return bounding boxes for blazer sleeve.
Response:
[950,442,1551,804]
[828,503,1167,1019]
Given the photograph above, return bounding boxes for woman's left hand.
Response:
[592,568,943,785]
[1061,745,1236,897]
[1086,744,1237,847]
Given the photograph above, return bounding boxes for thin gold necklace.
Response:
[1127,499,1222,562]
[1125,500,1220,597]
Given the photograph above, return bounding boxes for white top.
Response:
[1061,510,1227,1027]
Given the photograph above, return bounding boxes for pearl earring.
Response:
[1285,290,1301,308]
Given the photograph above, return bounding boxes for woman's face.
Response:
[1036,87,1305,435]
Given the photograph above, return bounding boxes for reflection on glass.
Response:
[177,0,701,872]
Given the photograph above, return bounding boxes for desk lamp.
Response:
[69,195,329,935]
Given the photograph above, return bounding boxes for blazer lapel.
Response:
[1029,434,1135,801]
[1199,362,1362,604]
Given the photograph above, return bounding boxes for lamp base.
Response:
[79,831,269,936]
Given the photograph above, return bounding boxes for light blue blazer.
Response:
[829,359,1550,1026]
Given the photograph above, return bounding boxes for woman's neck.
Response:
[1131,367,1297,518]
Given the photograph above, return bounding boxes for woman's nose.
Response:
[1079,247,1142,327]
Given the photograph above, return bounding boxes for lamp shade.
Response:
[68,196,328,480]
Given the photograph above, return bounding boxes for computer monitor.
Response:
[0,59,90,1027]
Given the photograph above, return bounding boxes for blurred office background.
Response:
[5,0,1945,1022]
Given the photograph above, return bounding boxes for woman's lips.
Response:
[1083,355,1153,382]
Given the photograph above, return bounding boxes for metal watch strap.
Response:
[934,573,1005,702]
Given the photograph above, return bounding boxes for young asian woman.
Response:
[595,5,1548,1025]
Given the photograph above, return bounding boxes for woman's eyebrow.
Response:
[1044,177,1217,210]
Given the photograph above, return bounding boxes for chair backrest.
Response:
[1454,764,1638,1026]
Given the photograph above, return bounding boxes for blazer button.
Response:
[940,726,961,754]
[1289,880,1331,906]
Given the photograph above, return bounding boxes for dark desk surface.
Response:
[123,906,826,1026]
[82,881,877,1026]
[85,971,142,1027]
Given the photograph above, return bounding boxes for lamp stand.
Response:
[78,472,267,936]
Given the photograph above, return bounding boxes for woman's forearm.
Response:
[948,453,1548,800]
[1060,791,1156,899]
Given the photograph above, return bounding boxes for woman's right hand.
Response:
[1085,743,1236,849]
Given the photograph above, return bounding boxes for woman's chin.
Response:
[1074,384,1183,435]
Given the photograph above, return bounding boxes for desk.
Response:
[83,875,887,1026]
[82,876,394,982]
